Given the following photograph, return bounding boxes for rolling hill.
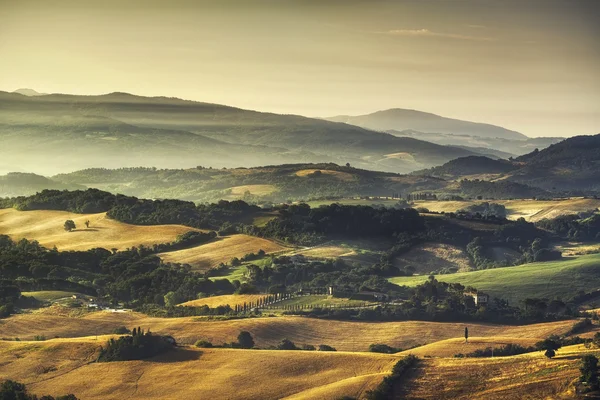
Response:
[0,208,202,251]
[0,91,477,175]
[416,134,600,193]
[50,163,448,203]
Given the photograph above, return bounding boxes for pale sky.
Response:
[1,0,599,137]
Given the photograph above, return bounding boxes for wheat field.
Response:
[179,294,268,308]
[414,198,600,222]
[158,234,288,271]
[0,311,576,351]
[0,208,201,251]
[0,339,397,400]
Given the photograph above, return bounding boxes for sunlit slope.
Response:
[158,234,288,271]
[179,294,268,308]
[0,208,200,251]
[0,312,574,351]
[389,253,600,304]
[414,198,600,221]
[403,344,596,399]
[0,340,395,400]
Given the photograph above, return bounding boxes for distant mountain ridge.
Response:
[0,90,477,175]
[326,108,527,140]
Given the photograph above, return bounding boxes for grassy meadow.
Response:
[389,253,600,304]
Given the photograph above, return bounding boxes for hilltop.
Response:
[49,163,447,203]
[326,108,527,140]
[415,156,519,179]
[0,91,476,175]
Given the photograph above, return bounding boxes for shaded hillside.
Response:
[53,163,448,203]
[382,129,562,156]
[413,135,600,193]
[326,109,526,140]
[0,91,475,175]
[0,172,84,197]
[415,156,519,179]
[508,134,600,191]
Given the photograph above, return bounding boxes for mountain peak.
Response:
[325,108,527,140]
[13,88,46,96]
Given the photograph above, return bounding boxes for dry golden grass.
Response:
[402,344,599,399]
[295,169,355,181]
[227,184,278,197]
[0,340,396,400]
[557,242,600,257]
[179,294,268,308]
[0,312,576,351]
[399,337,540,358]
[414,198,600,222]
[158,234,288,271]
[394,243,473,273]
[0,208,201,251]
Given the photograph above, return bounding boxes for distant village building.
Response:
[465,291,489,306]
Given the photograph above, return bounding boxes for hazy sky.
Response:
[1,0,599,137]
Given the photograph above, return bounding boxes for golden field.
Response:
[158,234,287,271]
[402,344,598,399]
[0,331,597,399]
[0,339,396,400]
[295,169,355,181]
[227,184,278,197]
[0,311,577,351]
[179,294,268,308]
[0,208,201,251]
[414,197,600,222]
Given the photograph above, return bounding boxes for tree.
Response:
[163,291,181,307]
[345,163,351,167]
[64,220,76,232]
[536,337,562,358]
[580,354,599,390]
[85,220,90,228]
[464,327,469,343]
[277,338,298,350]
[237,331,255,349]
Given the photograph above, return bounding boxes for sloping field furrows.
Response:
[402,345,597,399]
[0,342,398,400]
[0,208,201,251]
[179,294,268,308]
[0,312,576,351]
[158,234,288,271]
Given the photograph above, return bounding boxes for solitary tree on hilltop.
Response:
[64,220,76,232]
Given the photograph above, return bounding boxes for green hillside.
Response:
[389,253,600,304]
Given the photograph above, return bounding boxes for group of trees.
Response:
[536,213,600,241]
[0,235,236,310]
[97,327,175,362]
